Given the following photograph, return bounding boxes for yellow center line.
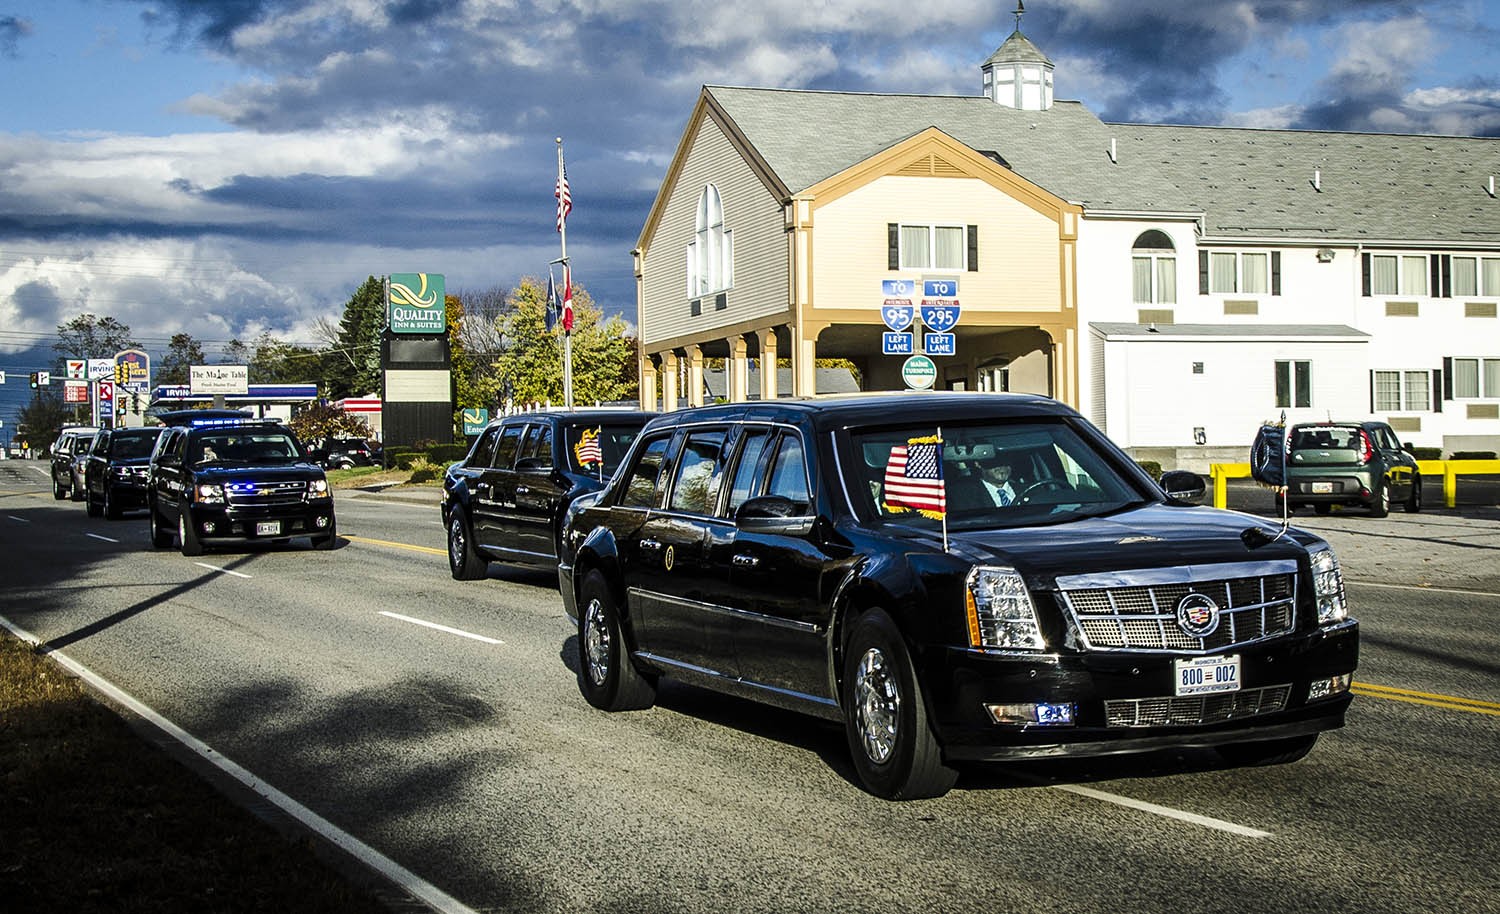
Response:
[1352,682,1500,717]
[343,534,447,556]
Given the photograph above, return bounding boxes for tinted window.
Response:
[565,423,646,474]
[522,425,554,467]
[667,430,727,515]
[620,435,672,508]
[727,428,772,513]
[764,434,809,509]
[111,431,161,460]
[470,426,500,467]
[492,425,524,469]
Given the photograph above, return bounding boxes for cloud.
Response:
[0,14,33,58]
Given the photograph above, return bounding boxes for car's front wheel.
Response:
[85,487,103,518]
[842,609,957,800]
[577,570,656,711]
[447,509,487,580]
[52,476,66,500]
[103,486,122,520]
[148,499,173,548]
[178,509,204,557]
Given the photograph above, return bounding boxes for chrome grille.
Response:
[224,480,306,507]
[1105,685,1292,728]
[1056,561,1298,653]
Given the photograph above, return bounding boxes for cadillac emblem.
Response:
[1175,592,1221,638]
[663,544,675,572]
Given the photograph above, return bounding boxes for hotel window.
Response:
[897,224,967,271]
[686,184,732,297]
[1373,370,1432,411]
[1275,360,1312,408]
[1366,254,1428,296]
[1449,358,1500,398]
[1132,231,1176,304]
[1200,250,1279,295]
[1454,256,1500,296]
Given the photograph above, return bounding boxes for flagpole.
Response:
[556,137,574,410]
[938,425,948,553]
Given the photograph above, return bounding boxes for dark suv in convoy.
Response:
[84,426,166,519]
[1278,420,1421,517]
[50,427,102,501]
[559,393,1359,799]
[306,436,377,469]
[147,411,336,556]
[442,409,655,580]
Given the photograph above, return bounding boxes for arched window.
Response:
[688,185,733,297]
[1132,231,1176,304]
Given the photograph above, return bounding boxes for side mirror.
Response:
[735,495,815,536]
[158,453,180,468]
[1159,470,1206,504]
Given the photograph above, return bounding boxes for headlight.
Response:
[965,566,1046,650]
[307,478,329,497]
[194,483,225,504]
[1309,546,1348,625]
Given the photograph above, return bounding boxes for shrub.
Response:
[1409,447,1443,460]
[407,457,440,483]
[428,443,468,463]
[1450,450,1497,460]
[1136,460,1162,481]
[388,450,420,470]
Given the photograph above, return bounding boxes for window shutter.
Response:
[1362,253,1372,297]
[1271,251,1281,296]
[1442,357,1453,401]
[888,224,900,270]
[1369,370,1375,414]
[1198,251,1209,295]
[1440,254,1452,298]
[1433,369,1443,412]
[1431,256,1442,298]
[967,225,979,272]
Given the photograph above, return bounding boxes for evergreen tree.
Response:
[328,276,386,399]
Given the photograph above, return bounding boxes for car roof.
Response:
[638,392,1075,434]
[485,409,658,429]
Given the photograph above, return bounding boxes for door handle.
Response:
[515,485,530,495]
[640,538,663,551]
[732,554,760,568]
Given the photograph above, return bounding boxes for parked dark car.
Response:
[146,410,336,556]
[442,409,656,580]
[559,393,1359,799]
[1277,420,1420,517]
[306,436,377,469]
[84,426,166,519]
[50,427,102,501]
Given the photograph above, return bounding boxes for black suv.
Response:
[84,426,166,519]
[147,411,336,555]
[307,436,377,469]
[559,393,1359,799]
[442,409,655,579]
[50,427,101,501]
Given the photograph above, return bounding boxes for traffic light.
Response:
[28,372,38,389]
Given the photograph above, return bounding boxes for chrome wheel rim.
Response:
[448,517,465,568]
[582,597,610,687]
[853,647,899,764]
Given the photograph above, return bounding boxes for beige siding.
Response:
[640,114,788,347]
[811,176,1062,315]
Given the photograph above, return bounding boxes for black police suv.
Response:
[559,393,1359,799]
[146,411,336,556]
[84,426,166,519]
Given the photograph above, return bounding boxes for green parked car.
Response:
[1277,421,1421,517]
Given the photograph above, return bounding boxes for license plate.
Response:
[1174,654,1242,696]
[255,521,282,536]
[1311,481,1334,494]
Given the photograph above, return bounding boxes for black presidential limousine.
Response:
[558,393,1359,799]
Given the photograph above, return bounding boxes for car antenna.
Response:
[1242,412,1291,549]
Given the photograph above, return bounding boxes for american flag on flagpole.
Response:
[883,435,946,518]
[574,427,603,467]
[555,163,571,232]
[561,263,574,332]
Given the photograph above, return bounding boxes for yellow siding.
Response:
[639,114,788,347]
[811,175,1063,315]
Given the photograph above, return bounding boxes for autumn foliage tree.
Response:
[493,277,636,407]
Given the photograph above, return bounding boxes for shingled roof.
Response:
[703,85,1500,246]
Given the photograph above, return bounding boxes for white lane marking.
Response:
[192,562,253,579]
[379,611,503,645]
[85,533,119,543]
[31,467,49,478]
[8,515,29,523]
[0,614,482,914]
[1052,784,1272,838]
[1347,579,1500,599]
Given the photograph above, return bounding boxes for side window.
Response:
[526,425,554,467]
[764,433,810,510]
[667,429,727,516]
[620,435,673,508]
[726,428,772,514]
[92,432,111,456]
[491,425,524,469]
[470,427,500,468]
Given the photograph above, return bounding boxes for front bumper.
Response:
[925,621,1359,761]
[558,561,579,623]
[106,479,151,510]
[186,500,336,543]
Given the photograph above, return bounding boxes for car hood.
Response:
[194,462,324,482]
[889,504,1316,585]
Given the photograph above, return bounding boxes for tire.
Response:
[447,509,488,580]
[312,526,337,550]
[1404,475,1422,514]
[842,609,957,800]
[1368,480,1390,518]
[577,569,656,711]
[178,509,204,557]
[148,500,173,548]
[53,476,66,500]
[86,488,103,518]
[1313,503,1331,515]
[1217,734,1318,767]
[104,486,122,520]
[69,480,84,502]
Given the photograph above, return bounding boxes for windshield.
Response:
[111,432,161,460]
[846,419,1148,529]
[192,431,302,467]
[565,423,644,475]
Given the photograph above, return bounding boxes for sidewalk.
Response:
[334,483,443,506]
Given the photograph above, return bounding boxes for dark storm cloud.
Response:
[0,14,33,57]
[131,0,290,48]
[9,279,65,326]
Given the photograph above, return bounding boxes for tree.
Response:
[221,338,251,366]
[249,333,323,384]
[286,402,372,444]
[157,333,206,386]
[17,388,71,454]
[54,314,141,362]
[445,294,481,415]
[327,276,386,399]
[493,277,636,407]
[450,284,512,412]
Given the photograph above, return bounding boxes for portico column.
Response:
[661,350,679,412]
[685,344,705,407]
[639,353,658,411]
[757,328,778,401]
[729,336,749,403]
[791,322,824,398]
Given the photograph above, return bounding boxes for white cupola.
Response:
[982,1,1054,111]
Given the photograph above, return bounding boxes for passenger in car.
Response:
[977,456,1018,506]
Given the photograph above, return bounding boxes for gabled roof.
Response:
[699,85,1500,246]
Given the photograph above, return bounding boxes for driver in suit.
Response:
[978,456,1017,506]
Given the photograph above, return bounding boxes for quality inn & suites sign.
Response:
[389,273,446,334]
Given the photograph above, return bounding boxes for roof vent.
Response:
[1108,137,1117,164]
[1489,175,1496,198]
[1312,168,1322,192]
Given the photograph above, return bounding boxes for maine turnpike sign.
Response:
[881,278,960,390]
[388,273,446,334]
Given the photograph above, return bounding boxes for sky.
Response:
[2,0,1499,438]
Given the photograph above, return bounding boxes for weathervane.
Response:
[1014,0,1024,30]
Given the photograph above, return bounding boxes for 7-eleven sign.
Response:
[66,359,86,379]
